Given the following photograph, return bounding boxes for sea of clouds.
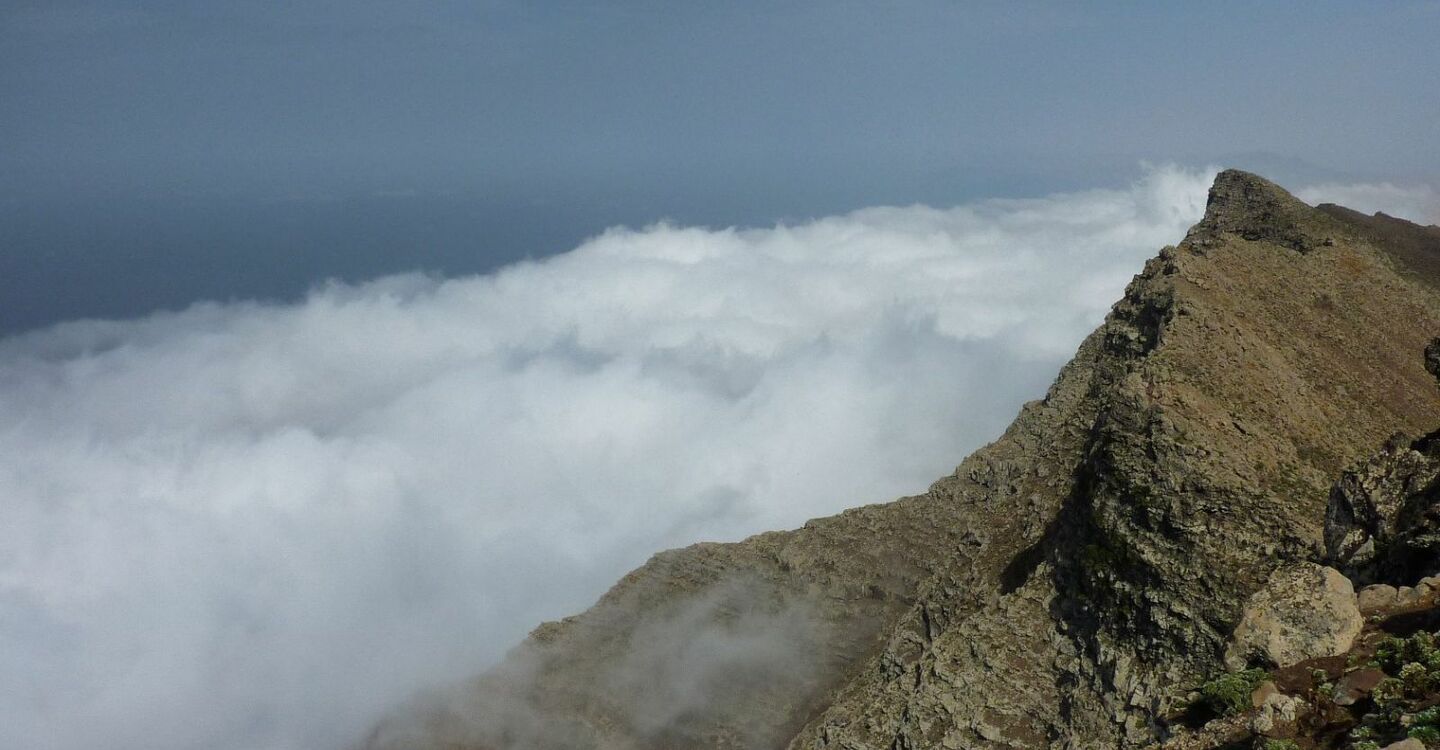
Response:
[2,165,1435,750]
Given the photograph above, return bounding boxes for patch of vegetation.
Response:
[1196,668,1268,716]
[1372,676,1406,705]
[1373,631,1440,674]
[1258,740,1299,750]
[1401,661,1436,693]
[1409,724,1440,744]
[1413,706,1440,726]
[1304,629,1440,748]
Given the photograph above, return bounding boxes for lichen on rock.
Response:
[1223,563,1362,670]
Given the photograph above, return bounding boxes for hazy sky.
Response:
[3,0,1439,331]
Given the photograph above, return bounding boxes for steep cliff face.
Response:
[365,172,1440,749]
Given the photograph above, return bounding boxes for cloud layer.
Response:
[7,165,1411,750]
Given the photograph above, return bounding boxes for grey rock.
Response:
[1249,680,1280,709]
[1224,563,1362,669]
[1357,583,1400,615]
[1326,428,1440,586]
[1250,691,1303,736]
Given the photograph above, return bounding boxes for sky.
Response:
[2,1,1439,332]
[2,3,1440,750]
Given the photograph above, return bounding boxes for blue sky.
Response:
[2,1,1438,332]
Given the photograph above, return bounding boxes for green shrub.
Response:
[1374,631,1440,675]
[1413,706,1440,727]
[1376,636,1407,672]
[1410,724,1440,744]
[1401,661,1434,694]
[1259,740,1299,750]
[1373,676,1407,705]
[1412,631,1438,658]
[1197,668,1268,716]
[1351,741,1380,750]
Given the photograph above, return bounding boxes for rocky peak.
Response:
[1188,168,1338,252]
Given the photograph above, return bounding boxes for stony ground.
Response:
[1159,577,1440,750]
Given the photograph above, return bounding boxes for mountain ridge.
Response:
[365,171,1440,749]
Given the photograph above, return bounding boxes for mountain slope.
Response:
[365,171,1440,749]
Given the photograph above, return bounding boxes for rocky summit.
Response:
[363,171,1440,749]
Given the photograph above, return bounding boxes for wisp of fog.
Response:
[3,166,1434,750]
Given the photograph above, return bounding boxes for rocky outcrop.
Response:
[1327,338,1440,587]
[365,172,1440,749]
[1167,334,1440,747]
[1326,434,1440,585]
[1223,563,1362,670]
[1188,168,1339,253]
[1145,338,1440,748]
[1156,570,1440,749]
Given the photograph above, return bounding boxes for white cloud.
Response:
[9,165,1424,750]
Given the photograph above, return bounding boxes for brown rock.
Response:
[1383,738,1425,750]
[1225,563,1363,669]
[1331,667,1386,706]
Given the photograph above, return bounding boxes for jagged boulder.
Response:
[1325,433,1440,581]
[1224,563,1362,669]
[1326,342,1440,586]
